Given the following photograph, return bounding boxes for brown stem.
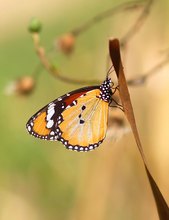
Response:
[121,0,154,48]
[33,32,169,87]
[32,33,100,85]
[31,0,156,86]
[71,0,146,36]
[128,55,169,86]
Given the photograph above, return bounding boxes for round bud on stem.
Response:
[29,18,42,33]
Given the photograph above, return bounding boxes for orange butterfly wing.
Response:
[26,86,99,141]
[26,78,112,151]
[57,89,109,151]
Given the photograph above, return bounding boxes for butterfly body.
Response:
[26,78,113,151]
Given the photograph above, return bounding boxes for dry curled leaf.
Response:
[109,38,169,220]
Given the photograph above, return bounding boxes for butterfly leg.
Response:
[109,98,124,112]
[112,85,119,95]
[110,85,124,111]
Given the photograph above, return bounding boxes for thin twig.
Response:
[127,55,169,86]
[32,0,168,88]
[31,1,152,85]
[32,33,100,85]
[33,32,169,87]
[121,0,154,48]
[71,0,146,36]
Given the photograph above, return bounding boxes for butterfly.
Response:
[26,75,121,152]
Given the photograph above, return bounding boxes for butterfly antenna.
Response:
[106,65,114,79]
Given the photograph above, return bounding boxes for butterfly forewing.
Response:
[26,86,99,141]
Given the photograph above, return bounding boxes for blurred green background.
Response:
[0,0,169,219]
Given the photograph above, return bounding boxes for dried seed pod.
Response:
[5,76,35,96]
[56,33,75,54]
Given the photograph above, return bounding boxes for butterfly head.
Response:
[100,78,113,102]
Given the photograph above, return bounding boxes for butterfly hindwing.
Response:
[57,89,109,151]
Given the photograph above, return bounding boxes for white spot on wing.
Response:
[50,131,55,135]
[48,103,55,108]
[66,105,70,109]
[89,146,94,150]
[46,120,54,128]
[47,109,55,121]
[27,125,31,132]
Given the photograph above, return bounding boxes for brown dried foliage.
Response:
[109,39,169,220]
